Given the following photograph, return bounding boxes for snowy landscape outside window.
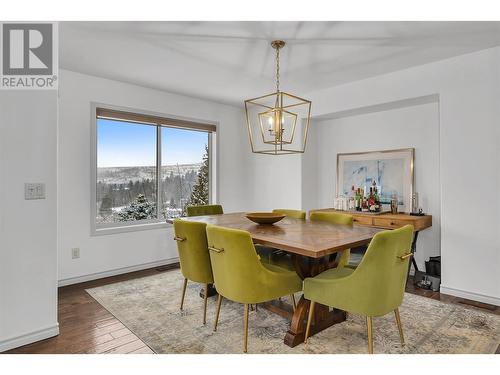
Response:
[94,107,214,230]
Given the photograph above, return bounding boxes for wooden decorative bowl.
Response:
[245,212,286,225]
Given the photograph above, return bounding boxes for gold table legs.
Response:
[243,304,249,353]
[290,294,297,311]
[366,316,373,354]
[180,278,188,310]
[394,308,405,346]
[213,294,223,331]
[180,279,211,326]
[304,301,316,343]
[203,283,209,325]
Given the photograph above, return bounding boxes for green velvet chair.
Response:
[309,211,354,268]
[303,225,414,353]
[272,208,306,220]
[173,219,214,325]
[206,225,303,353]
[186,204,223,217]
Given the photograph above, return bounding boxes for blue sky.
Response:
[97,119,208,167]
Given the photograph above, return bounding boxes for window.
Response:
[93,106,216,233]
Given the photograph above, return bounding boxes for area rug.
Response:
[86,269,499,354]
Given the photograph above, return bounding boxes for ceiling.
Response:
[60,21,500,106]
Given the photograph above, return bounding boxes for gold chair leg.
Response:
[213,294,222,332]
[180,278,187,310]
[304,301,315,344]
[290,294,297,311]
[203,283,209,325]
[243,303,249,353]
[367,316,374,354]
[394,308,405,346]
[255,303,258,312]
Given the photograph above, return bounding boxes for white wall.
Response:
[0,91,59,351]
[304,47,500,305]
[58,69,250,284]
[312,102,441,270]
[301,122,320,212]
[244,153,303,212]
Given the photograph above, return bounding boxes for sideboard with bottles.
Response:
[311,209,431,231]
[310,208,432,273]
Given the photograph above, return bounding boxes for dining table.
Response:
[183,212,383,347]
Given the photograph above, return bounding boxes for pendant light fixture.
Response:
[244,40,312,155]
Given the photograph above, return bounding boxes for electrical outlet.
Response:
[24,183,46,200]
[71,248,80,259]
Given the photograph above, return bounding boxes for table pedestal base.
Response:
[262,298,294,320]
[199,283,217,298]
[284,295,346,347]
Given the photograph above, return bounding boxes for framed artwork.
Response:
[336,148,414,212]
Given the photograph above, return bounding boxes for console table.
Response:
[310,209,432,272]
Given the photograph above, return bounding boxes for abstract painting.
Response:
[337,148,414,211]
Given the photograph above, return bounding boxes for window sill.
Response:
[92,221,172,236]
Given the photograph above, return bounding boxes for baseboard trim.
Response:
[58,258,179,287]
[440,285,500,307]
[0,323,59,353]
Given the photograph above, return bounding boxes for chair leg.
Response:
[291,294,297,311]
[304,301,315,344]
[203,283,209,325]
[366,316,374,354]
[243,303,249,353]
[213,294,223,332]
[394,308,405,346]
[180,278,187,310]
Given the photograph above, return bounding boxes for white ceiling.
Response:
[60,21,500,106]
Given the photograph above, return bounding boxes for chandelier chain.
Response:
[275,46,280,92]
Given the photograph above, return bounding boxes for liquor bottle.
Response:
[354,188,358,211]
[369,180,380,212]
[367,187,375,211]
[359,188,364,211]
[361,195,368,211]
[355,188,361,211]
[349,185,356,210]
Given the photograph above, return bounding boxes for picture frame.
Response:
[336,148,415,212]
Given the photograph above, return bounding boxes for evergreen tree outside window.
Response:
[187,145,209,207]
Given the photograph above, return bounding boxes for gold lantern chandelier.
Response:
[244,40,312,155]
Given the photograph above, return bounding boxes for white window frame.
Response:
[90,102,218,236]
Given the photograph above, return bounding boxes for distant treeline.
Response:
[97,169,199,218]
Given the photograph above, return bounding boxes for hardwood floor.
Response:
[405,278,500,315]
[5,264,177,354]
[4,265,499,354]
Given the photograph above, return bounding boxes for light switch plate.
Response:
[25,183,46,200]
[71,248,80,259]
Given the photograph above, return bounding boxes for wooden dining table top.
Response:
[182,212,383,258]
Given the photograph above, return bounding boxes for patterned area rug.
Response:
[86,270,499,354]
